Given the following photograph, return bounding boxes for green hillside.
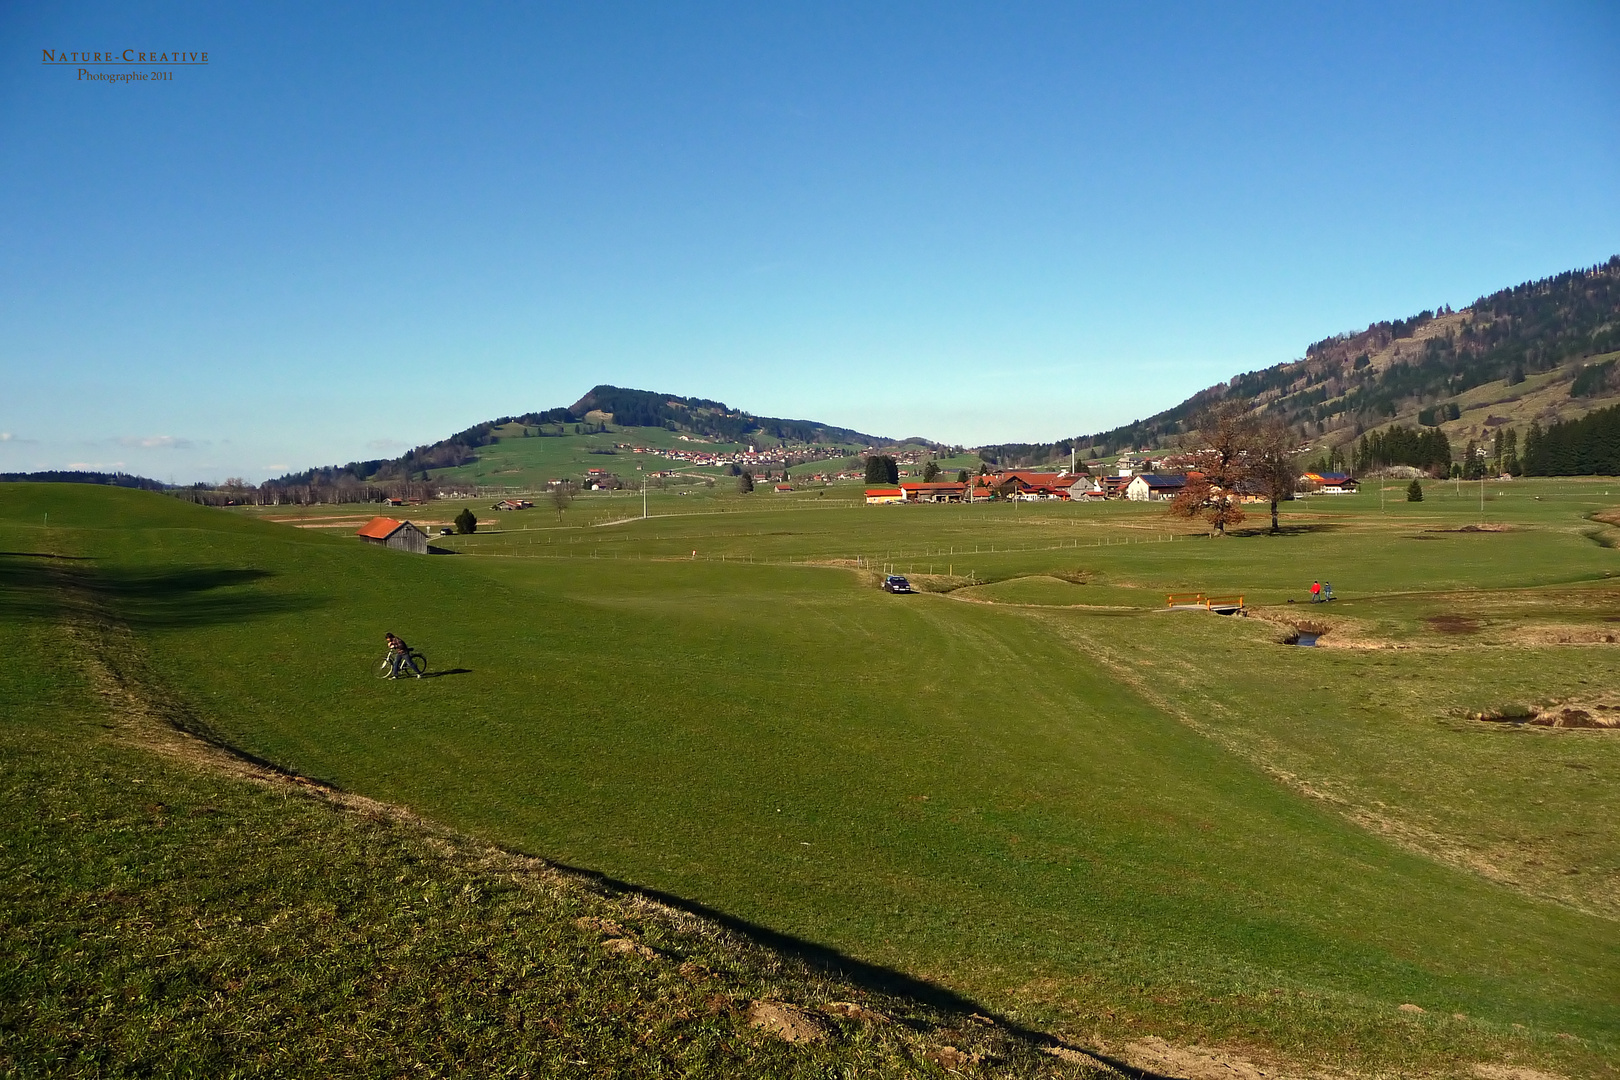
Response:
[5,481,1619,1076]
[982,256,1620,469]
[269,385,900,493]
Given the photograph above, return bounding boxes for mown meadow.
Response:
[4,478,1619,1076]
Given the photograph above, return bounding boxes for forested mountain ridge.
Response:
[981,255,1620,468]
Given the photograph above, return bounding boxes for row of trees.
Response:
[1351,425,1453,476]
[1520,403,1620,476]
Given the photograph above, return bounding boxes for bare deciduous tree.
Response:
[1249,418,1302,534]
[1166,402,1254,535]
[549,482,576,520]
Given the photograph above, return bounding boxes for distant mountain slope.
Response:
[273,386,888,486]
[981,255,1620,468]
[569,385,883,446]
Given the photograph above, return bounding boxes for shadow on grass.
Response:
[540,857,1177,1079]
[423,668,472,678]
[0,555,322,629]
[1226,523,1348,538]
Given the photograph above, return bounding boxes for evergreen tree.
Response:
[736,471,755,494]
[863,455,899,484]
[1519,407,1620,475]
[454,508,478,534]
[1406,480,1424,502]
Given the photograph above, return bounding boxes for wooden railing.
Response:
[1167,593,1245,611]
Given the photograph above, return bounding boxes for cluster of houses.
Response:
[866,471,1104,504]
[866,469,1359,505]
[619,440,860,473]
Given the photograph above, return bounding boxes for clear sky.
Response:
[3,2,1617,482]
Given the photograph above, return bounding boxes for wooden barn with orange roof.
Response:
[355,516,429,554]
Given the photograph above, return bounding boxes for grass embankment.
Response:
[4,481,1619,1076]
[0,546,1099,1077]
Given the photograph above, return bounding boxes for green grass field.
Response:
[4,478,1619,1076]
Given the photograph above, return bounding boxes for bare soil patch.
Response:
[1119,1035,1304,1080]
[1469,699,1620,729]
[747,1001,828,1043]
[1509,624,1620,646]
[1473,1065,1568,1080]
[1530,707,1620,729]
[1426,614,1482,634]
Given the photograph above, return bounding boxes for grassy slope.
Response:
[0,532,1098,1078]
[4,483,1619,1076]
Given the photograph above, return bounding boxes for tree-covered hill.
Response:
[271,386,889,487]
[982,255,1620,468]
[568,385,882,446]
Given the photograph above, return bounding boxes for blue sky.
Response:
[2,2,1617,482]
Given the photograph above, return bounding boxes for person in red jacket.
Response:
[1309,580,1322,603]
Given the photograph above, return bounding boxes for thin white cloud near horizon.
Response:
[113,435,201,450]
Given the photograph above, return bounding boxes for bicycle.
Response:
[376,649,427,679]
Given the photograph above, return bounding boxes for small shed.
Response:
[356,516,429,554]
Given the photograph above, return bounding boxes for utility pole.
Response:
[643,482,648,520]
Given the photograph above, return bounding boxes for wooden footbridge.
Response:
[1166,592,1246,615]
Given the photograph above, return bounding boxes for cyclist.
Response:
[384,632,411,678]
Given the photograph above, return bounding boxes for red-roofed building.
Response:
[899,481,967,503]
[865,488,904,505]
[356,517,429,554]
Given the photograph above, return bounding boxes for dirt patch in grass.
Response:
[747,1000,828,1043]
[1426,614,1483,634]
[1429,524,1513,533]
[1530,706,1620,729]
[1508,624,1620,646]
[1473,1064,1569,1080]
[1116,1034,1342,1080]
[1468,699,1620,729]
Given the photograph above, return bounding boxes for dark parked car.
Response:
[882,575,914,593]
